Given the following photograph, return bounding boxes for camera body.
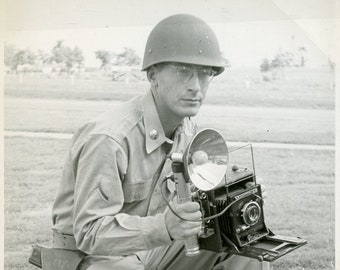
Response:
[194,168,268,249]
[171,129,306,261]
[189,144,307,262]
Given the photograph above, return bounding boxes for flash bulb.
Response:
[192,151,209,165]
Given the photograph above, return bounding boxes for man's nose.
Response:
[188,70,201,92]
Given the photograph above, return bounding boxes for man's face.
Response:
[152,62,216,120]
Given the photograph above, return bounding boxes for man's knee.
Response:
[78,254,144,270]
[218,254,270,270]
[159,247,269,270]
[157,245,228,270]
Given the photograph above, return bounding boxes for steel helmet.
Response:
[142,14,225,75]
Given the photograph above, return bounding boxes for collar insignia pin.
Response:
[149,129,159,140]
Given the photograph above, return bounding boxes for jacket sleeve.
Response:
[72,134,172,256]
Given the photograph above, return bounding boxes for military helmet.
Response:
[142,14,225,75]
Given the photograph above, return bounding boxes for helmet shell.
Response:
[142,14,225,75]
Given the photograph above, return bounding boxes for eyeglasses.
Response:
[167,64,217,84]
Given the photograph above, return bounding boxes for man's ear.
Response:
[147,66,158,85]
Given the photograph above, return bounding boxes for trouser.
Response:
[78,241,270,270]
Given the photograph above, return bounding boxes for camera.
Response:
[171,128,306,262]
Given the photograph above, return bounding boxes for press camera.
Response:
[170,128,306,262]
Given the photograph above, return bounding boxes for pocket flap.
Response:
[123,179,152,203]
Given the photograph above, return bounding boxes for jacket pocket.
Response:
[123,179,152,203]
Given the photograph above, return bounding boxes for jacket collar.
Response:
[142,90,174,154]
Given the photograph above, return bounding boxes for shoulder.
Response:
[72,97,143,148]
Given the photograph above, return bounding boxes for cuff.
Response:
[141,213,172,249]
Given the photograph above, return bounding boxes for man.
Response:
[51,14,268,269]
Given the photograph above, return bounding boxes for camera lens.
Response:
[241,201,261,226]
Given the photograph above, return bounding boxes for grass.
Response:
[4,137,334,270]
[4,67,335,109]
[4,97,335,145]
[4,137,70,270]
[3,67,335,269]
[4,68,335,146]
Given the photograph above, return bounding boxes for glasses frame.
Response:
[166,63,217,84]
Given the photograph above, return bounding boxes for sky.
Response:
[4,0,337,68]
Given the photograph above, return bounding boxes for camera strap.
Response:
[144,157,169,214]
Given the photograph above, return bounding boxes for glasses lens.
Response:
[198,68,216,83]
[168,64,216,83]
[177,66,193,82]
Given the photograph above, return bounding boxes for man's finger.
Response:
[181,211,202,221]
[256,176,265,184]
[179,202,201,213]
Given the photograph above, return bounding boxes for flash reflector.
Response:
[184,129,229,191]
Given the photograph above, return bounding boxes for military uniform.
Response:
[51,89,269,270]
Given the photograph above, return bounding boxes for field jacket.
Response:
[51,89,198,256]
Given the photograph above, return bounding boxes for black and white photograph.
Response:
[2,1,338,269]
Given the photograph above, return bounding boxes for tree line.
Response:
[4,40,141,74]
[5,39,310,80]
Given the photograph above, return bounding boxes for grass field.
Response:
[4,67,335,269]
[4,98,335,146]
[4,138,335,270]
[4,67,335,109]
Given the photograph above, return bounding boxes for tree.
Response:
[260,58,271,72]
[12,49,36,71]
[260,51,291,81]
[51,40,84,72]
[4,43,18,70]
[271,51,294,68]
[51,40,67,65]
[66,46,84,70]
[114,47,141,66]
[5,44,37,71]
[37,49,52,65]
[95,50,112,69]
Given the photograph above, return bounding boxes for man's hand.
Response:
[256,176,267,202]
[165,196,202,240]
[246,176,267,203]
[244,176,267,203]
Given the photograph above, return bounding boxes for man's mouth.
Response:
[182,98,201,103]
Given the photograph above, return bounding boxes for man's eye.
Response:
[201,69,214,76]
[178,67,192,76]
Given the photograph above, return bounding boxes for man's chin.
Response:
[180,108,200,118]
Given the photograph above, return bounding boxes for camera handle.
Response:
[172,161,200,256]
